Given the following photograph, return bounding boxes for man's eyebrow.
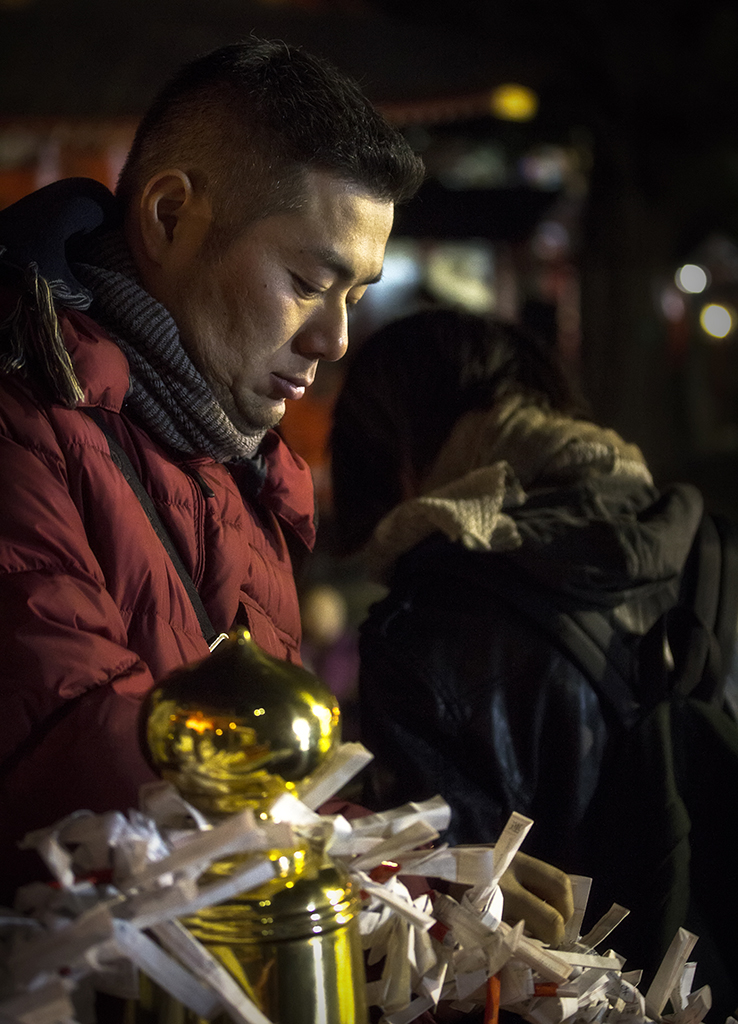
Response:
[308,246,384,286]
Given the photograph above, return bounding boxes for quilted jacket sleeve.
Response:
[0,385,164,900]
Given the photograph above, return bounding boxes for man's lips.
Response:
[270,373,312,400]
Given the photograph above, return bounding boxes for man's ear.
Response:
[136,169,213,268]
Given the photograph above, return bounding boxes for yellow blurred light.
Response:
[292,717,312,751]
[184,713,215,734]
[700,303,734,339]
[490,84,538,122]
[675,264,709,294]
[311,701,337,737]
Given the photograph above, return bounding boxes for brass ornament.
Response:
[135,628,368,1024]
[145,627,341,816]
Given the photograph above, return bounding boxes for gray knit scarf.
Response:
[72,231,265,461]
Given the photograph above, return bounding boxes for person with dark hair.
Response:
[331,305,647,852]
[330,306,738,1006]
[0,37,424,901]
[331,307,585,558]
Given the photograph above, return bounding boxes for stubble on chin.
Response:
[175,321,262,437]
[211,375,284,437]
[172,293,278,437]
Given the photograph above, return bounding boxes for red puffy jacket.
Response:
[0,305,316,900]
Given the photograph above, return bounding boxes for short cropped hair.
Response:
[116,38,425,246]
[330,307,586,555]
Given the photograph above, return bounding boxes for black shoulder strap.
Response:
[432,510,738,726]
[486,572,642,727]
[488,512,738,721]
[708,513,738,686]
[669,511,738,705]
[86,409,224,649]
[423,542,641,727]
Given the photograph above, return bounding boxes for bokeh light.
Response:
[699,303,734,339]
[675,264,709,294]
[490,84,538,122]
[660,287,686,323]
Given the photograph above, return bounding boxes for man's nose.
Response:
[297,303,349,362]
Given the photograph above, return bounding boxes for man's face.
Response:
[163,170,394,436]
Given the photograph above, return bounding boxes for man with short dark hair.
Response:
[0,38,424,900]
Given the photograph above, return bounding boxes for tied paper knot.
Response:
[0,743,714,1024]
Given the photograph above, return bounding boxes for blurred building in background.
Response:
[4,0,738,571]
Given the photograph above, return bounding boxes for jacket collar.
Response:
[0,177,120,309]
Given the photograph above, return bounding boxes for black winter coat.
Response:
[358,475,703,870]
